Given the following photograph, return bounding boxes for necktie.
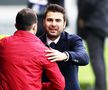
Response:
[50,42,56,49]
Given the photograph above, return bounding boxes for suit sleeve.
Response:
[67,35,89,66]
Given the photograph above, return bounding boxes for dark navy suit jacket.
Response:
[40,31,89,90]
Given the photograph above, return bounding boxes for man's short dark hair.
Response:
[44,4,66,21]
[16,8,37,30]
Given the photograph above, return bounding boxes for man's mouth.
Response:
[50,29,57,32]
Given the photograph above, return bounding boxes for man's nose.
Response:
[52,20,56,26]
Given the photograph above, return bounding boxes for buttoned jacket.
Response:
[40,31,89,90]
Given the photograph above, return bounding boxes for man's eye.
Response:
[47,19,52,22]
[56,19,61,22]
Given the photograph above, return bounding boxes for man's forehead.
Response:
[46,12,63,18]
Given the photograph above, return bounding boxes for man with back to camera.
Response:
[0,8,65,90]
[40,4,89,90]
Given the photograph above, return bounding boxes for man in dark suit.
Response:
[77,0,108,90]
[40,4,89,90]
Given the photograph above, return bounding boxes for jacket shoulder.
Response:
[63,32,82,41]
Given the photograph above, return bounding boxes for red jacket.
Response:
[0,30,65,90]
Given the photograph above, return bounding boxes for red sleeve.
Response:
[42,61,65,90]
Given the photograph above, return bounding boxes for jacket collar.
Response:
[39,31,67,45]
[14,30,40,42]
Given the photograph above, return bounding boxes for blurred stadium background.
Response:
[0,0,108,90]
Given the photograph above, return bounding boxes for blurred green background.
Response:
[79,41,108,90]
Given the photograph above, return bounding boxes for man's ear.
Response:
[43,19,45,28]
[63,20,66,29]
[32,23,37,34]
[32,24,35,30]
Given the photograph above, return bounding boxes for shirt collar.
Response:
[46,35,61,46]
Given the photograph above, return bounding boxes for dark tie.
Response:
[49,42,56,49]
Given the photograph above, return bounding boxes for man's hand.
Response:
[45,48,68,62]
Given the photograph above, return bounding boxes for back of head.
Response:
[15,8,37,31]
[44,4,66,21]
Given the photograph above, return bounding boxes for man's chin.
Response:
[48,33,57,37]
[49,33,57,36]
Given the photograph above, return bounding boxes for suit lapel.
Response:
[40,32,69,51]
[39,33,48,47]
[56,32,69,51]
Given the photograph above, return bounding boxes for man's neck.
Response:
[46,35,61,45]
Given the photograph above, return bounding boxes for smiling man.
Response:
[40,4,89,90]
